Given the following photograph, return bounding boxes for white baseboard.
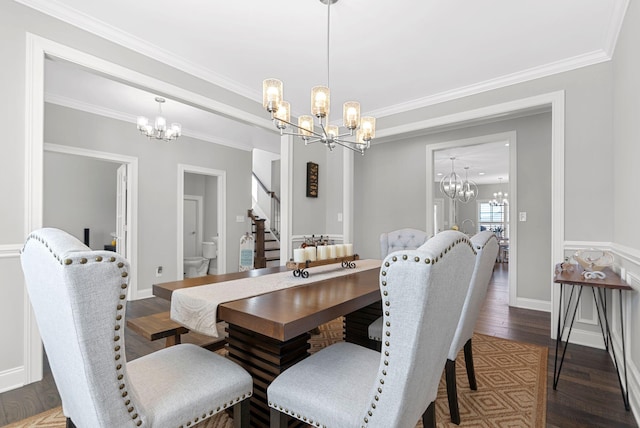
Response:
[560,327,605,350]
[514,297,551,312]
[132,287,154,300]
[0,366,25,393]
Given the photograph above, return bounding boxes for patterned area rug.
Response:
[5,318,546,427]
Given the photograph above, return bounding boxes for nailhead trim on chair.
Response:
[361,236,475,427]
[177,392,252,428]
[23,233,145,426]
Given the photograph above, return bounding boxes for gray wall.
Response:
[45,103,251,288]
[355,112,551,301]
[43,152,119,249]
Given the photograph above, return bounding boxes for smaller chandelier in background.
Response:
[490,177,508,206]
[457,166,478,203]
[137,97,182,142]
[440,157,462,199]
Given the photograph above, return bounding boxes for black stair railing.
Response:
[252,172,280,239]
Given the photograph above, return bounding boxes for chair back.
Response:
[365,230,476,428]
[447,231,500,360]
[21,228,144,427]
[379,228,429,258]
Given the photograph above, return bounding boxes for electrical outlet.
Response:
[156,266,163,277]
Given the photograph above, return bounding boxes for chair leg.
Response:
[422,401,436,428]
[66,418,76,428]
[233,399,250,428]
[445,359,461,425]
[464,338,477,390]
[270,407,289,428]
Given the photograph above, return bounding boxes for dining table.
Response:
[153,262,383,427]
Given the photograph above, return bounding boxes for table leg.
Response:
[225,324,310,427]
[593,288,630,410]
[553,284,583,389]
[344,301,382,348]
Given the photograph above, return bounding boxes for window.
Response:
[477,201,508,238]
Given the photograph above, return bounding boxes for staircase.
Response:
[248,210,280,268]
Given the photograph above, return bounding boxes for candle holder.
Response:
[286,254,360,278]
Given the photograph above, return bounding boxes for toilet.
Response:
[183,239,218,278]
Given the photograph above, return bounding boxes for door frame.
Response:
[183,194,204,258]
[44,143,139,297]
[177,165,226,276]
[427,132,518,306]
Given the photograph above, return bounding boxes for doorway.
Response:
[427,132,517,305]
[178,165,226,276]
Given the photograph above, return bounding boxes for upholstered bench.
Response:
[127,311,227,351]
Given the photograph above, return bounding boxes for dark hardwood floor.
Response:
[0,263,637,427]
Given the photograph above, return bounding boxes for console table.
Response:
[553,264,633,410]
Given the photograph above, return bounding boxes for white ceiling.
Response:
[21,0,628,180]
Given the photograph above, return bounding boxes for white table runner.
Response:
[170,259,381,337]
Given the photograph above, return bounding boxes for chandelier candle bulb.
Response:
[274,101,290,129]
[298,115,314,138]
[293,248,306,263]
[343,102,361,129]
[317,245,329,260]
[263,79,283,112]
[311,86,330,117]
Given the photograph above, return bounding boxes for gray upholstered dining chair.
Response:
[267,230,476,428]
[445,230,499,424]
[369,228,430,345]
[21,228,252,428]
[379,227,430,259]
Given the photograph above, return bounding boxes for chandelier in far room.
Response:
[262,0,375,155]
[137,97,182,142]
[490,177,509,206]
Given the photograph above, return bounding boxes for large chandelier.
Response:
[490,177,508,206]
[137,97,182,142]
[262,0,375,155]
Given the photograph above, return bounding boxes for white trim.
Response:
[0,366,26,394]
[0,245,22,258]
[133,288,154,301]
[183,194,204,258]
[44,143,139,299]
[342,149,354,244]
[16,0,261,103]
[177,165,227,277]
[426,131,518,306]
[514,297,551,313]
[45,93,255,152]
[279,135,294,266]
[369,51,608,119]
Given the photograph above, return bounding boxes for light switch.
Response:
[519,212,527,222]
[337,213,343,222]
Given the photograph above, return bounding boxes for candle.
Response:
[317,246,329,260]
[305,246,317,262]
[328,245,337,259]
[293,248,306,263]
[344,243,354,256]
[335,244,345,258]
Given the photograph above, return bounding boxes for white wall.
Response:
[43,152,119,249]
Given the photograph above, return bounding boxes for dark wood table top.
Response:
[554,264,632,291]
[152,266,290,301]
[153,265,382,341]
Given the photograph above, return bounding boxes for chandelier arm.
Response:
[271,115,325,139]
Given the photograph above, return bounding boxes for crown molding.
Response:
[44,92,254,152]
[368,49,611,119]
[15,0,260,102]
